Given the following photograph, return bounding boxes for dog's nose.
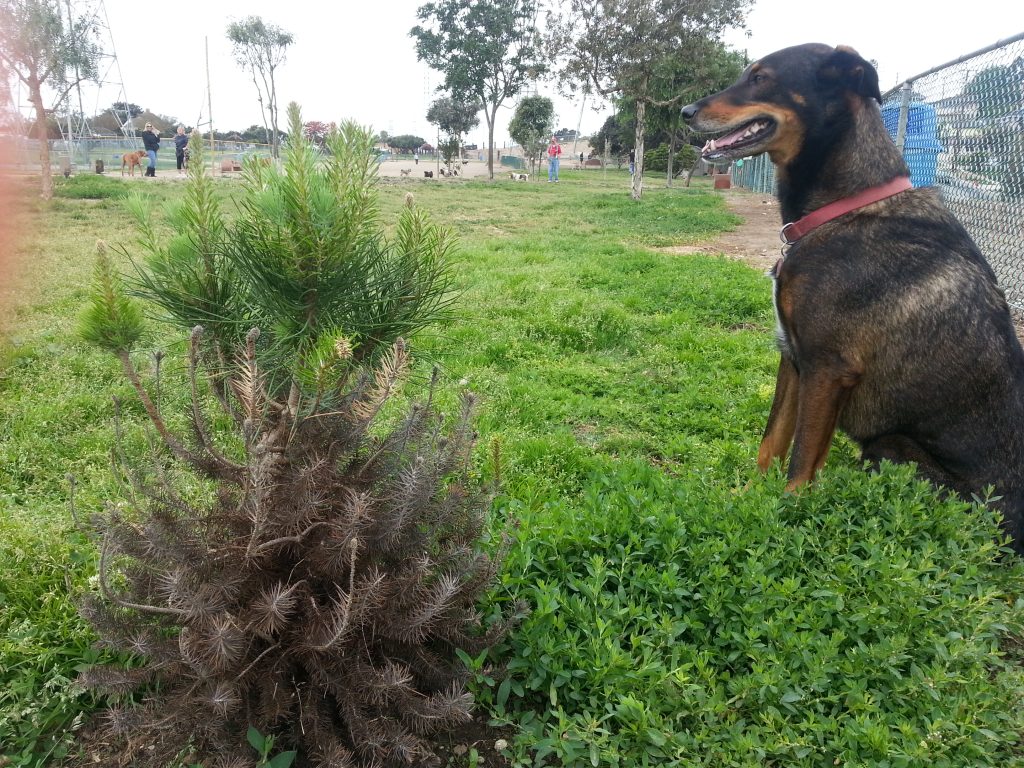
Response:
[680,103,699,122]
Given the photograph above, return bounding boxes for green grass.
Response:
[3,169,1024,767]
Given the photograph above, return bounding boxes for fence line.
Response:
[731,34,1024,309]
[0,135,277,173]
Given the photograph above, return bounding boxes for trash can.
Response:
[95,159,104,174]
[901,134,943,188]
[880,102,943,187]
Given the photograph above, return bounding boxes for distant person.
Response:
[629,148,636,176]
[547,136,562,183]
[414,150,419,165]
[579,151,584,165]
[142,122,160,177]
[174,126,188,176]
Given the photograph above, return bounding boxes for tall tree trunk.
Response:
[30,80,53,200]
[666,111,680,188]
[685,157,699,188]
[485,104,498,180]
[253,74,271,151]
[631,98,646,201]
[269,67,279,159]
[666,133,676,188]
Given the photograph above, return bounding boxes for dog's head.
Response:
[681,43,881,166]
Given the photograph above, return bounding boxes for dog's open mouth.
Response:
[701,118,777,160]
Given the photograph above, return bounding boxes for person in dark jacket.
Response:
[142,123,160,177]
[174,125,189,175]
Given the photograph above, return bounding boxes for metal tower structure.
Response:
[57,0,136,171]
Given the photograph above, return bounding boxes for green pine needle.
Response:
[78,241,146,354]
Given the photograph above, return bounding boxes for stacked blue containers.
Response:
[880,101,943,187]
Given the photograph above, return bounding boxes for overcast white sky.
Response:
[24,0,1024,147]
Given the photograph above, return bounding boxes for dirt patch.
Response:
[666,186,1024,342]
[661,187,781,271]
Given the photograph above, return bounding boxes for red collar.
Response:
[780,176,913,245]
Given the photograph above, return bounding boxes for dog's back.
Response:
[796,186,1024,522]
[121,151,144,176]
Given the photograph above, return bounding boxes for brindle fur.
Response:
[682,43,1024,551]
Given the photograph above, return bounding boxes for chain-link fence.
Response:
[882,33,1024,309]
[731,33,1024,309]
[731,154,775,195]
[0,135,275,174]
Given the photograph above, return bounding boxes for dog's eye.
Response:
[750,73,767,85]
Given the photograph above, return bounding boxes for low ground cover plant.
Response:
[2,155,1024,767]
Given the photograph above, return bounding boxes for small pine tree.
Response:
[77,104,516,767]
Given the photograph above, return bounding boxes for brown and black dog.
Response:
[121,150,147,176]
[682,43,1024,551]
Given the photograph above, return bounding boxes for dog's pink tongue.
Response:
[703,125,749,155]
[713,126,749,149]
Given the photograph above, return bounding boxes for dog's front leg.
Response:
[757,355,799,472]
[785,365,859,491]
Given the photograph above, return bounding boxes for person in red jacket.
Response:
[547,136,562,183]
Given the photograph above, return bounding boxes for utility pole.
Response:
[206,37,215,173]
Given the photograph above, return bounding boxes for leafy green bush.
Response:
[488,459,1024,767]
[644,144,699,176]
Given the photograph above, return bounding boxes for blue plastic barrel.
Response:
[880,102,943,187]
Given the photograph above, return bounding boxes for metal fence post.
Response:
[895,82,913,154]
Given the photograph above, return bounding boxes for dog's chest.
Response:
[769,257,793,357]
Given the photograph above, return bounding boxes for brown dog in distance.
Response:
[682,43,1024,551]
[121,150,147,176]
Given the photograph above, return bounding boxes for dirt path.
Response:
[669,186,1024,340]
[663,186,782,271]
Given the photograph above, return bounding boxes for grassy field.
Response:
[3,169,1024,767]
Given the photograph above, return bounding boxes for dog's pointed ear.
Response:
[819,46,882,103]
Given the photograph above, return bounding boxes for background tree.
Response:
[303,119,332,149]
[966,60,1024,120]
[619,43,746,186]
[0,0,102,199]
[438,135,460,167]
[411,0,545,180]
[508,94,554,176]
[109,100,143,118]
[965,60,1024,200]
[86,101,146,135]
[426,94,480,168]
[547,0,750,199]
[387,133,426,153]
[591,112,631,165]
[226,16,293,159]
[239,123,287,144]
